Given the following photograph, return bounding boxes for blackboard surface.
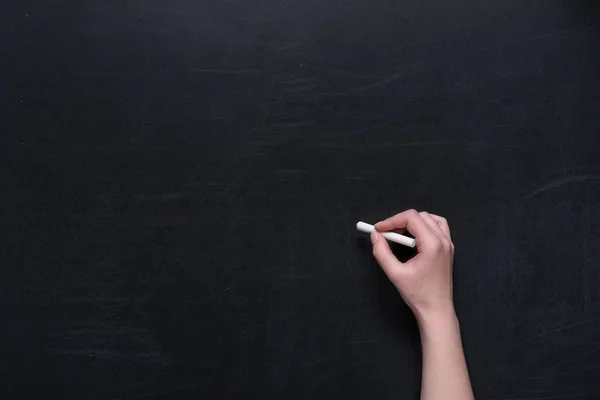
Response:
[2,1,600,399]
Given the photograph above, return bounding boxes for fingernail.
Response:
[371,231,379,244]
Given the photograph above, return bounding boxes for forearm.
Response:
[417,309,474,400]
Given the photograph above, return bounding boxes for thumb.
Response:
[371,231,402,279]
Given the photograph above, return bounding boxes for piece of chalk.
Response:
[356,221,416,248]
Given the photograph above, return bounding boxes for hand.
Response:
[370,209,455,323]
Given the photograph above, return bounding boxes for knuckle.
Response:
[372,245,386,259]
[429,239,443,252]
[407,209,418,217]
[372,246,380,258]
[441,239,452,252]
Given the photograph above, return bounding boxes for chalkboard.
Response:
[2,0,600,399]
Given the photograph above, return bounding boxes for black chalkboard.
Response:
[2,0,600,399]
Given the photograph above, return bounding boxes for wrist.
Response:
[415,305,458,334]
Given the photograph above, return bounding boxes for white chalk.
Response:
[356,221,416,248]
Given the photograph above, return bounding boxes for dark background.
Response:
[1,0,600,399]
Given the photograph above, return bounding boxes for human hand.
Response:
[370,209,455,323]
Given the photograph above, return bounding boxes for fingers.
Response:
[429,214,451,239]
[419,211,454,253]
[419,212,445,237]
[375,209,454,253]
[370,231,403,280]
[375,209,437,244]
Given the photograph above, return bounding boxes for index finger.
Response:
[375,209,437,242]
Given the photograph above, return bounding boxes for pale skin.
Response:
[370,209,474,400]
